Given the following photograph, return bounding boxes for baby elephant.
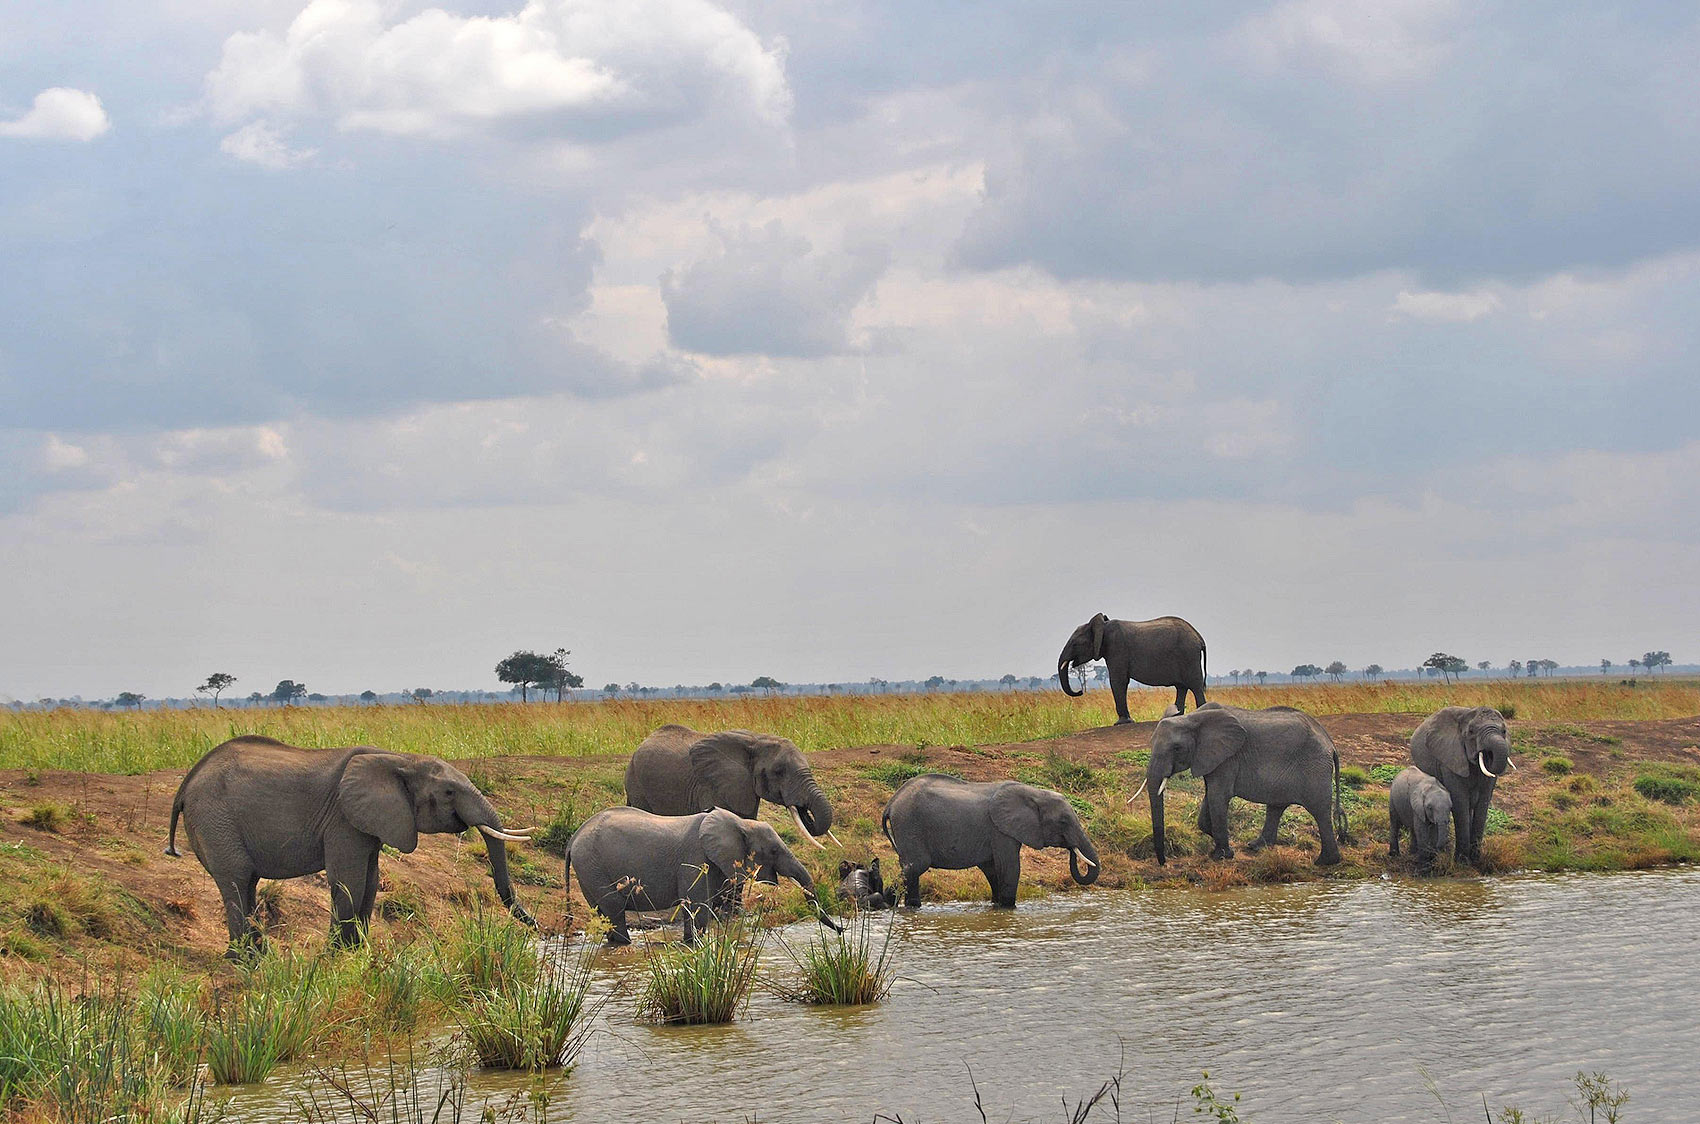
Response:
[566,807,840,945]
[838,859,894,910]
[1389,766,1453,873]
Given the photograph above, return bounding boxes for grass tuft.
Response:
[638,916,761,1025]
[456,944,608,1070]
[773,912,897,1006]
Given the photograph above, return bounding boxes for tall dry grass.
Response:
[2,680,1694,773]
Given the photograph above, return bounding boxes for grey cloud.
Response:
[662,221,888,356]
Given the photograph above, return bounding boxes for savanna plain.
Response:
[2,679,1695,1123]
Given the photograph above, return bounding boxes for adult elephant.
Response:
[1141,704,1345,866]
[625,725,835,849]
[881,776,1100,908]
[167,736,533,956]
[1057,613,1207,723]
[1410,706,1514,865]
[566,807,841,945]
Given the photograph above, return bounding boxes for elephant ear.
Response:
[1090,613,1107,661]
[1190,709,1246,777]
[699,809,750,878]
[339,753,419,853]
[989,783,1049,849]
[689,732,757,813]
[1420,708,1472,777]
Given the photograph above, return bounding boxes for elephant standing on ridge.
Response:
[1410,706,1514,865]
[565,807,840,945]
[1389,766,1453,873]
[167,736,534,955]
[1141,704,1345,866]
[881,776,1100,908]
[625,725,836,848]
[1057,613,1207,723]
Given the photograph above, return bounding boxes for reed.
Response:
[773,910,897,1005]
[455,944,608,1070]
[637,916,761,1025]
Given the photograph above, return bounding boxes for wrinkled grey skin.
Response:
[1057,613,1207,723]
[565,807,839,945]
[838,859,893,910]
[1410,706,1513,865]
[625,725,833,842]
[881,776,1101,908]
[1148,704,1345,866]
[167,736,532,956]
[1389,766,1453,873]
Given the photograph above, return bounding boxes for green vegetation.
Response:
[1542,756,1574,776]
[774,912,898,1006]
[456,946,606,1071]
[1339,765,1370,788]
[1633,764,1700,805]
[637,917,761,1025]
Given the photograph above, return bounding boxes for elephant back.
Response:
[625,726,701,815]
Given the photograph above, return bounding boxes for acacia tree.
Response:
[1509,660,1522,677]
[196,672,237,708]
[116,692,145,709]
[1256,671,1268,685]
[271,680,306,705]
[1422,653,1463,684]
[1291,664,1322,681]
[1477,661,1491,673]
[1363,664,1384,681]
[751,676,784,694]
[496,651,555,702]
[1642,651,1672,674]
[360,689,378,704]
[1325,661,1347,682]
[546,648,585,702]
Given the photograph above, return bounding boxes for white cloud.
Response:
[219,120,315,167]
[1236,0,1462,83]
[40,435,89,471]
[1390,288,1502,322]
[0,87,110,141]
[205,0,789,147]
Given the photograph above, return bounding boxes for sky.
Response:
[2,1,1697,700]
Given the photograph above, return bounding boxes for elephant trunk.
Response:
[793,774,834,839]
[775,853,844,933]
[1068,832,1101,886]
[458,791,536,927]
[1058,657,1083,697]
[1148,757,1170,865]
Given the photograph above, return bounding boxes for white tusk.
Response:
[478,825,532,843]
[1476,754,1498,779]
[791,805,827,849]
[826,829,844,847]
[1127,778,1148,805]
[1073,848,1097,869]
[1157,777,1169,798]
[1507,758,1517,770]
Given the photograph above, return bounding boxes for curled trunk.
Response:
[1058,659,1083,697]
[794,774,834,836]
[1068,835,1101,885]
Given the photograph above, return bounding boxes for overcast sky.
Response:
[3,1,1697,700]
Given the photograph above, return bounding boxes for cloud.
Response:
[662,221,888,356]
[1391,288,1501,322]
[205,0,789,152]
[219,120,315,168]
[1236,0,1462,83]
[0,88,110,141]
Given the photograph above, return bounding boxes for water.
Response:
[232,868,1700,1122]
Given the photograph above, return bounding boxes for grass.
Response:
[434,908,539,997]
[455,944,608,1071]
[773,911,898,1006]
[637,915,761,1025]
[1633,763,1700,805]
[6,680,1698,773]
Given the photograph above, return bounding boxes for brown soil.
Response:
[2,712,1697,976]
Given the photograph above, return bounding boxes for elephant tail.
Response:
[165,790,185,857]
[880,806,893,846]
[1332,749,1351,844]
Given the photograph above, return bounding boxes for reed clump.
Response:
[773,911,897,1006]
[637,916,761,1025]
[455,944,608,1070]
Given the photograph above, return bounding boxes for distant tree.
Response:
[1325,661,1347,682]
[409,688,433,704]
[1446,656,1470,679]
[1363,664,1384,680]
[603,683,620,696]
[730,684,752,694]
[1256,671,1268,685]
[1509,660,1522,677]
[271,680,306,705]
[307,692,328,703]
[1542,659,1560,676]
[1525,659,1540,678]
[1628,659,1641,678]
[247,691,263,706]
[750,676,783,694]
[116,691,145,710]
[1477,661,1491,673]
[359,689,378,704]
[1092,666,1108,684]
[1643,651,1672,674]
[196,672,237,708]
[707,682,724,693]
[999,674,1018,689]
[540,648,583,702]
[1291,664,1322,681]
[924,675,945,691]
[625,682,641,694]
[495,651,556,702]
[1601,659,1611,676]
[1421,653,1461,684]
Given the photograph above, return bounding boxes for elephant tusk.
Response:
[477,824,532,843]
[791,805,827,849]
[1507,758,1518,770]
[1476,754,1499,779]
[826,829,844,847]
[1127,778,1148,804]
[1157,776,1169,798]
[1073,848,1096,870]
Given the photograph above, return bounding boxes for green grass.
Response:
[1541,756,1574,776]
[1633,764,1700,805]
[862,760,953,788]
[637,916,761,1025]
[433,908,538,997]
[1367,764,1403,784]
[774,911,898,1006]
[455,945,607,1070]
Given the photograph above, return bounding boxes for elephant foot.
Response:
[1208,846,1235,861]
[1114,717,1134,726]
[1314,853,1342,867]
[1244,837,1275,854]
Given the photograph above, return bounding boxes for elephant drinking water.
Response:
[167,736,534,955]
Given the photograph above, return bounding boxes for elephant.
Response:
[838,859,894,910]
[565,806,840,945]
[881,775,1100,908]
[625,725,836,849]
[1389,766,1453,873]
[166,736,534,955]
[1057,613,1207,723]
[1410,706,1514,864]
[1141,704,1345,866]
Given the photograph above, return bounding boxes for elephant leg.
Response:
[1468,784,1494,863]
[1388,807,1401,857]
[900,862,926,908]
[1203,781,1234,860]
[1196,802,1213,837]
[325,845,372,948]
[593,890,632,945]
[356,851,380,930]
[1172,685,1188,716]
[1246,804,1287,852]
[1442,775,1471,863]
[987,837,1022,907]
[1110,668,1132,724]
[216,868,264,958]
[1304,798,1342,865]
[1189,681,1207,711]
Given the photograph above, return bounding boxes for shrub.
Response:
[1338,765,1369,789]
[774,912,897,1006]
[22,803,68,832]
[1634,765,1700,805]
[1541,756,1573,776]
[435,908,538,996]
[1484,807,1514,836]
[1367,764,1402,784]
[638,917,760,1025]
[531,805,582,858]
[456,945,606,1070]
[1496,703,1518,720]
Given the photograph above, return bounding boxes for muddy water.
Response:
[233,868,1700,1123]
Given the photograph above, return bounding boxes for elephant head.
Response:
[1145,707,1245,865]
[691,731,835,847]
[1056,613,1110,697]
[340,752,535,925]
[989,782,1101,885]
[700,810,843,931]
[1424,707,1514,781]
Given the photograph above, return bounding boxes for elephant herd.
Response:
[166,613,1516,955]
